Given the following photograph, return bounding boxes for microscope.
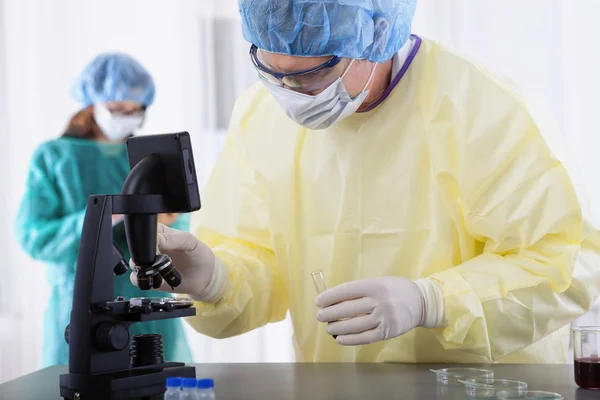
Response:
[59,133,201,400]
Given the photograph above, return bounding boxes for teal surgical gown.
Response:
[15,137,193,367]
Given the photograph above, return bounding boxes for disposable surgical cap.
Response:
[72,53,156,107]
[238,0,417,63]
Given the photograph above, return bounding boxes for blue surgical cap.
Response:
[72,53,156,107]
[239,0,417,63]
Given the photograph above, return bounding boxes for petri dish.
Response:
[430,368,494,386]
[521,391,564,399]
[459,378,527,399]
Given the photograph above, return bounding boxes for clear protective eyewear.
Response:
[250,44,351,94]
[105,102,147,117]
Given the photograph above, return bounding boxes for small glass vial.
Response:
[311,270,327,294]
[180,378,199,400]
[197,378,216,399]
[311,269,337,339]
[164,377,182,400]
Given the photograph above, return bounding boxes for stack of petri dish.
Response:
[519,392,564,399]
[429,368,564,399]
[458,377,528,398]
[428,325,599,397]
[430,368,494,386]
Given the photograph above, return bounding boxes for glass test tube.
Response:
[311,270,328,294]
[311,269,337,339]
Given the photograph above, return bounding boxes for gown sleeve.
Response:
[183,87,289,338]
[15,145,86,264]
[426,64,600,361]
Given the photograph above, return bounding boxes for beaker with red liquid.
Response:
[572,326,600,389]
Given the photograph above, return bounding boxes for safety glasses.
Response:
[105,102,147,117]
[250,44,350,93]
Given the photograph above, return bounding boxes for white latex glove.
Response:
[129,224,229,303]
[315,277,445,346]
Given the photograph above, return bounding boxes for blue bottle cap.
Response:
[166,377,182,388]
[197,379,214,389]
[182,378,197,388]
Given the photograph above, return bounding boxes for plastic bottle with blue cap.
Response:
[164,377,182,400]
[197,379,216,399]
[180,378,200,400]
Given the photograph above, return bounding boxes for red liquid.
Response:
[575,358,600,389]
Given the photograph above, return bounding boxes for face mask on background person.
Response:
[93,103,144,141]
[264,60,378,130]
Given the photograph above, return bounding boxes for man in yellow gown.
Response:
[133,0,600,363]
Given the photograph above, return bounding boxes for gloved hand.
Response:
[129,224,229,303]
[315,277,444,346]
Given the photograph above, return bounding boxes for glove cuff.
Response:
[415,278,446,329]
[190,257,229,303]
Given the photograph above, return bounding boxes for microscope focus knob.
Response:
[64,324,70,344]
[95,322,130,352]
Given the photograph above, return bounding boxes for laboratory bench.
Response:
[0,363,596,399]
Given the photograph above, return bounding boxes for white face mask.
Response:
[265,59,377,130]
[93,103,144,141]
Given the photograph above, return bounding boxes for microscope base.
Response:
[59,363,195,400]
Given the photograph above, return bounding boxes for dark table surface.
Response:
[0,363,597,400]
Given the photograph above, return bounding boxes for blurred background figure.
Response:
[13,53,192,367]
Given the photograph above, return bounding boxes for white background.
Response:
[1,0,599,384]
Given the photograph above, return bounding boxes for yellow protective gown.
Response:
[187,38,600,363]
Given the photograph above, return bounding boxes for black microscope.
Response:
[59,133,200,400]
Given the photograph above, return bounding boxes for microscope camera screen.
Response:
[125,132,201,213]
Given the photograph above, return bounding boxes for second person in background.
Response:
[15,53,192,367]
